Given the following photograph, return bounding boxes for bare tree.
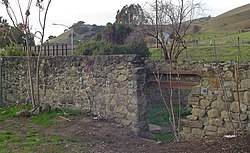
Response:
[1,0,52,110]
[144,0,203,61]
[144,0,203,142]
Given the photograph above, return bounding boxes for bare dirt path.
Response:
[1,116,250,153]
[41,116,250,153]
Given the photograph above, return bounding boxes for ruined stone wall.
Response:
[1,55,148,134]
[145,60,201,106]
[181,61,250,138]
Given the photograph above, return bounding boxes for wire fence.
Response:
[149,44,250,62]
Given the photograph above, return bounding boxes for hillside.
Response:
[200,3,250,34]
[48,21,104,45]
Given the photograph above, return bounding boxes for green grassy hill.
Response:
[48,22,104,45]
[201,4,250,34]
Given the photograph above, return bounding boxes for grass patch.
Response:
[151,133,174,142]
[148,104,191,125]
[29,108,84,127]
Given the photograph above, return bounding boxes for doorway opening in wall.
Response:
[146,70,200,142]
[147,89,192,142]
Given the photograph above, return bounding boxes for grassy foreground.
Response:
[0,105,85,153]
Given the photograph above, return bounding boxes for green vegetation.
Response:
[151,133,174,142]
[150,32,250,62]
[148,103,191,126]
[0,105,83,126]
[0,105,85,152]
[199,4,250,34]
[0,45,27,56]
[76,22,150,57]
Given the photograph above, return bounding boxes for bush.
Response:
[76,39,150,57]
[0,45,26,56]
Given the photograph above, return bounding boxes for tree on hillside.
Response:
[1,0,52,110]
[101,22,133,45]
[144,0,203,61]
[76,22,150,57]
[116,4,146,27]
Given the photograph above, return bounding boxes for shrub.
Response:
[0,45,26,56]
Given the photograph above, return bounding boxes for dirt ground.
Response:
[1,115,250,153]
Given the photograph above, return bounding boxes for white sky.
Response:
[0,0,249,40]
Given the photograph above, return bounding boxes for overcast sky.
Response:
[0,0,249,40]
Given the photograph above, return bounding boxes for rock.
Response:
[221,111,229,119]
[211,100,226,111]
[243,91,250,105]
[117,75,128,82]
[192,128,204,135]
[149,124,162,132]
[41,103,51,113]
[207,109,220,118]
[186,115,198,121]
[218,127,228,134]
[224,81,237,90]
[192,108,206,117]
[191,85,201,95]
[204,126,218,132]
[200,99,211,109]
[181,119,203,128]
[230,102,248,113]
[241,79,250,89]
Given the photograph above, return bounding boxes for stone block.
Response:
[247,70,250,79]
[207,109,220,118]
[200,99,211,109]
[191,85,201,95]
[186,115,198,121]
[201,79,210,87]
[243,91,250,105]
[192,128,204,135]
[205,131,217,135]
[181,119,203,128]
[117,75,128,82]
[223,71,233,81]
[221,111,230,119]
[209,77,220,88]
[204,126,218,132]
[211,100,226,111]
[223,81,236,90]
[231,113,248,121]
[182,127,192,134]
[224,121,239,130]
[192,108,206,118]
[230,102,248,113]
[209,118,224,127]
[241,79,250,89]
[188,96,200,105]
[248,123,250,132]
[233,92,244,103]
[121,119,132,126]
[218,127,228,134]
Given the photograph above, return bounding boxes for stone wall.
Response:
[1,55,148,134]
[145,60,201,106]
[181,61,250,138]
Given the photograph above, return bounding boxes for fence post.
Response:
[56,45,59,56]
[65,45,68,56]
[62,45,64,56]
[47,45,50,56]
